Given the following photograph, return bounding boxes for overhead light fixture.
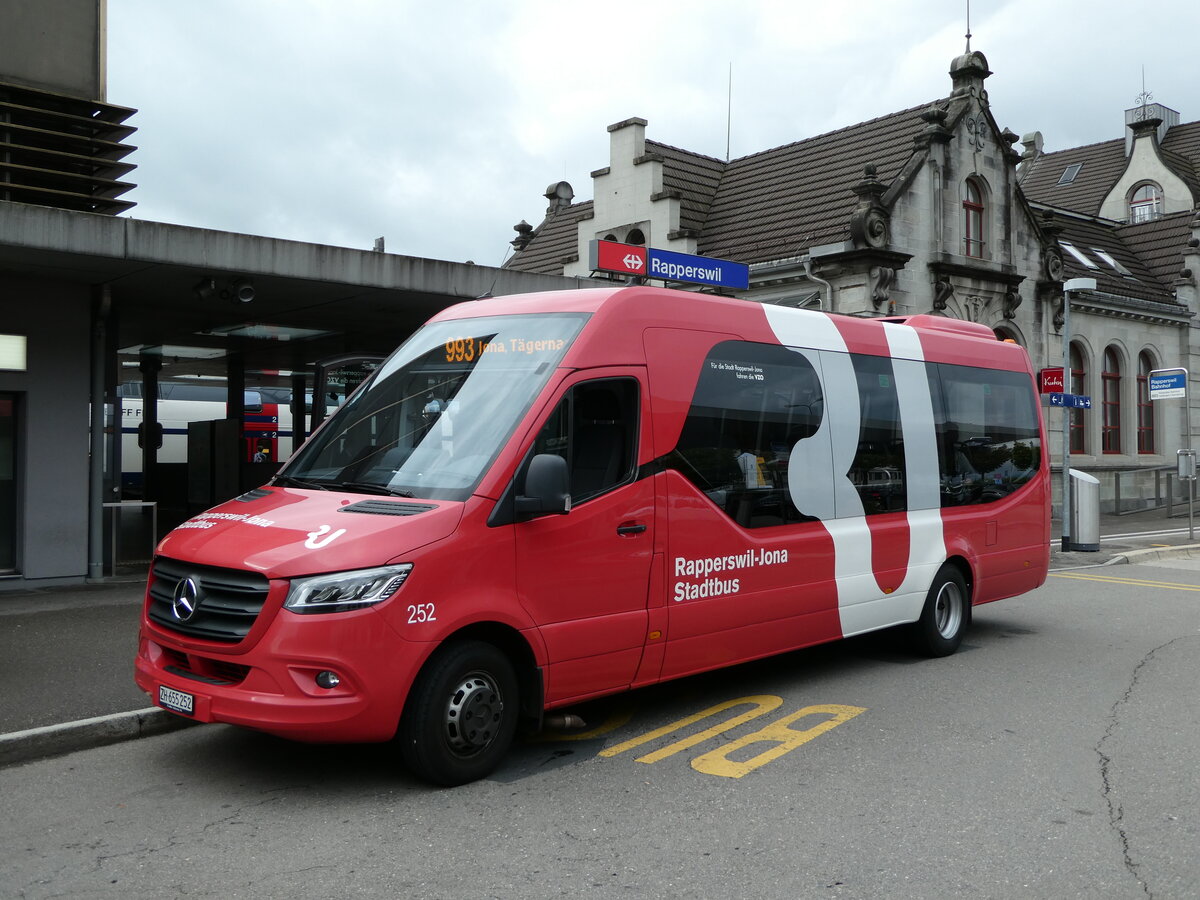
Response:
[230,277,255,303]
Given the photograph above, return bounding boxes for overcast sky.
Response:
[107,0,1198,267]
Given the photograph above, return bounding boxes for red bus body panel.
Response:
[136,286,1050,742]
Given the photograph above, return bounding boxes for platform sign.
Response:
[1038,367,1064,394]
[1149,368,1187,400]
[1049,393,1091,408]
[589,240,749,290]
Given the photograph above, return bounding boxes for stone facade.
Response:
[506,48,1200,501]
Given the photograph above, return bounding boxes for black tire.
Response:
[910,565,969,658]
[398,640,518,786]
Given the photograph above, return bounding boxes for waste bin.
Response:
[1068,468,1100,552]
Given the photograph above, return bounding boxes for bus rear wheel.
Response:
[398,640,518,786]
[910,566,968,658]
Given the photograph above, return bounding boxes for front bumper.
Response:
[135,606,425,744]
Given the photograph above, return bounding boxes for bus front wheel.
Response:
[910,566,968,658]
[398,640,519,786]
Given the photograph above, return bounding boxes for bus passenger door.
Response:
[513,374,655,704]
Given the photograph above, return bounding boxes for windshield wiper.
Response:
[272,474,333,491]
[336,481,416,498]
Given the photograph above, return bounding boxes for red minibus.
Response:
[135,286,1050,784]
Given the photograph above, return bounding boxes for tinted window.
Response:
[848,354,906,515]
[531,378,639,504]
[670,341,822,528]
[932,364,1041,506]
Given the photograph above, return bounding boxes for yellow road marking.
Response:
[690,704,866,779]
[1050,571,1200,591]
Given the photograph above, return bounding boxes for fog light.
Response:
[315,670,341,689]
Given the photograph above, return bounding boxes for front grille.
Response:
[149,557,271,643]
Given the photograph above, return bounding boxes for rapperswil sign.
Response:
[589,239,750,291]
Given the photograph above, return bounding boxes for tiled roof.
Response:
[1019,139,1127,215]
[1116,209,1194,289]
[506,102,935,272]
[1022,119,1200,216]
[1161,120,1200,200]
[1052,214,1178,304]
[646,140,725,235]
[699,103,932,262]
[503,200,592,275]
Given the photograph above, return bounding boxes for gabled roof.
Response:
[1021,119,1200,216]
[646,140,725,235]
[699,103,932,262]
[1051,213,1177,304]
[1116,209,1194,289]
[505,102,935,274]
[503,200,593,275]
[1019,139,1127,215]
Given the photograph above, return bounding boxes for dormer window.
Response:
[1056,163,1083,185]
[963,178,985,258]
[1128,182,1163,223]
[1059,241,1099,270]
[1091,248,1136,278]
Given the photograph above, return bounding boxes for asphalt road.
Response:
[3,557,1198,899]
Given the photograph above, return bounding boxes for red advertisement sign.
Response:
[1038,367,1064,394]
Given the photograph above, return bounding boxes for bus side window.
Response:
[848,354,907,515]
[671,341,822,528]
[531,379,639,504]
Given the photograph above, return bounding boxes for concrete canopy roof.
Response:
[0,200,581,386]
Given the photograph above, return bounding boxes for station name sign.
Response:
[589,239,750,291]
[1148,367,1187,400]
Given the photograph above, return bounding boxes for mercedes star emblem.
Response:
[172,576,202,622]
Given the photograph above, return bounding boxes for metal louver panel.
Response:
[0,80,137,215]
[338,500,436,516]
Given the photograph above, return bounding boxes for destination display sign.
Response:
[589,240,750,290]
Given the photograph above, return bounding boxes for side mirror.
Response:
[515,453,572,518]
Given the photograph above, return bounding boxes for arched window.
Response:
[1069,344,1086,454]
[1102,347,1121,454]
[993,326,1020,345]
[1137,352,1155,454]
[963,179,985,258]
[625,228,646,246]
[1129,182,1163,223]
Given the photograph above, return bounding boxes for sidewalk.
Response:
[3,504,1199,768]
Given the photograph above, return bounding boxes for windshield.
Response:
[279,312,588,501]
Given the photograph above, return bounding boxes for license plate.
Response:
[158,684,195,716]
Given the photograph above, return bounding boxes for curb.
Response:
[1103,543,1200,566]
[0,707,198,768]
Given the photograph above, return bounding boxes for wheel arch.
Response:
[404,621,544,731]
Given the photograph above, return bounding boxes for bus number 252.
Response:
[408,603,437,624]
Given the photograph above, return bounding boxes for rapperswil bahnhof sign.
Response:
[589,239,749,291]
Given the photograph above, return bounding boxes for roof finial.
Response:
[965,0,972,52]
[1134,65,1153,120]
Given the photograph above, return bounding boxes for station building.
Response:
[504,48,1200,516]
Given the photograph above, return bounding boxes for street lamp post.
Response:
[1061,278,1096,552]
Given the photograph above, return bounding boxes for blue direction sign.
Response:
[646,247,749,290]
[1049,393,1092,409]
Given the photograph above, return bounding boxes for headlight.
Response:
[284,564,413,614]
